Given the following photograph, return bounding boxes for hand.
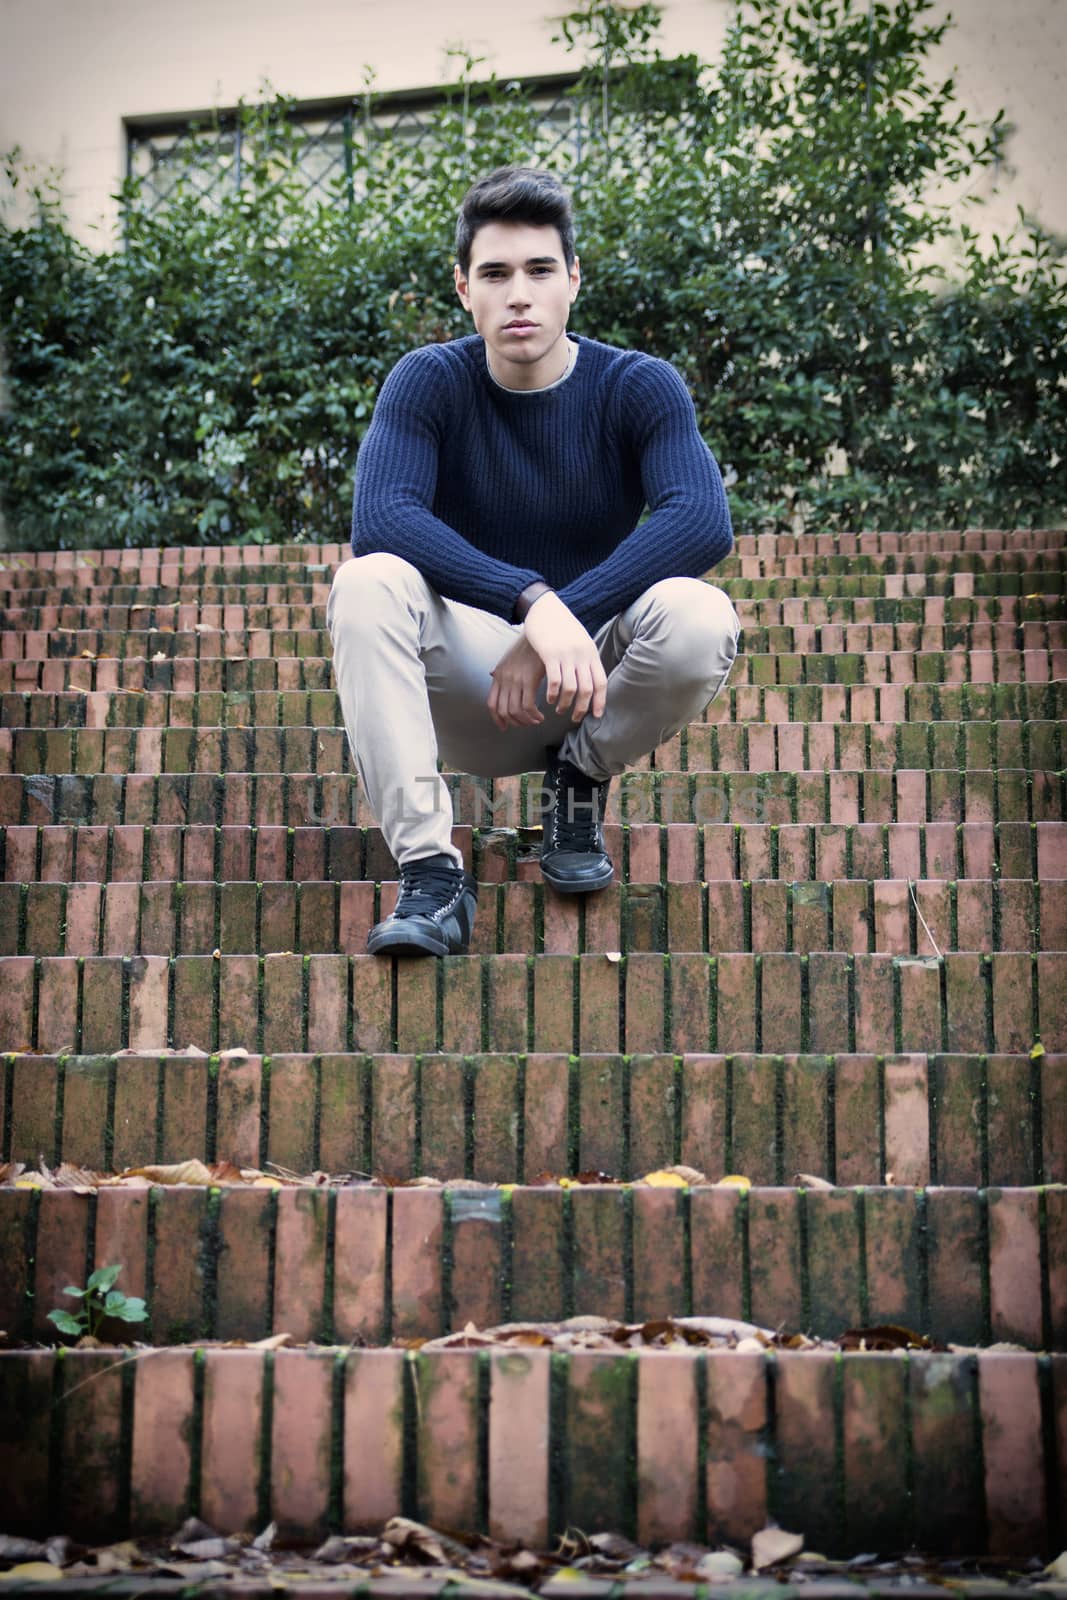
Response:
[487,634,547,731]
[521,592,608,724]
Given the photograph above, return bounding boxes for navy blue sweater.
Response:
[350,332,733,635]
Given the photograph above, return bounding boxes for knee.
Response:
[637,578,740,681]
[328,552,429,631]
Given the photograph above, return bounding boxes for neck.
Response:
[487,333,575,392]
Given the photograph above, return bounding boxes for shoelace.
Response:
[551,774,606,852]
[394,861,464,919]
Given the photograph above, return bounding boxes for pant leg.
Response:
[327,553,554,865]
[560,576,740,781]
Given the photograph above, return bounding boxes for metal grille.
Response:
[126,76,588,218]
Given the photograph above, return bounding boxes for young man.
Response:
[328,165,739,957]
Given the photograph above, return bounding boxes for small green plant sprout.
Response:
[47,1264,148,1341]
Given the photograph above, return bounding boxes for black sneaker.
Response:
[540,751,614,894]
[367,852,478,957]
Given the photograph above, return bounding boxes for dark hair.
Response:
[455,166,576,275]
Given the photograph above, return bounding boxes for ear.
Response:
[454,262,473,312]
[569,254,581,302]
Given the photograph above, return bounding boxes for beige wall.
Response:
[1,0,1064,264]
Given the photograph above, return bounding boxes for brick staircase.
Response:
[0,529,1064,1563]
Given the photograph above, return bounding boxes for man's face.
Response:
[454,221,581,390]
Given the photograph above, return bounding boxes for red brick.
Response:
[572,1186,627,1319]
[635,1351,698,1543]
[806,1188,862,1336]
[216,954,257,1051]
[774,1351,837,1551]
[274,1188,328,1342]
[488,1349,551,1546]
[689,1186,744,1319]
[511,1186,565,1321]
[578,953,620,1052]
[215,1187,271,1340]
[415,1349,480,1527]
[371,1055,418,1179]
[215,1051,263,1167]
[441,955,482,1053]
[704,1349,767,1544]
[521,1053,570,1182]
[987,1188,1043,1346]
[450,1188,505,1330]
[865,1188,922,1331]
[533,954,575,1053]
[748,1188,802,1329]
[578,1054,625,1177]
[706,881,744,951]
[419,1054,465,1180]
[306,954,347,1053]
[629,1054,676,1177]
[201,1350,265,1533]
[56,1350,124,1541]
[271,1348,334,1540]
[944,953,989,1053]
[102,881,140,954]
[759,954,802,1054]
[0,1351,54,1536]
[352,954,393,1051]
[128,954,171,1050]
[487,954,529,1053]
[678,1054,727,1177]
[33,1189,89,1339]
[334,1188,387,1344]
[1037,952,1067,1051]
[36,956,78,1053]
[986,1054,1035,1184]
[715,954,756,1052]
[833,882,870,952]
[131,1349,195,1531]
[910,1354,982,1554]
[56,1055,108,1168]
[632,1185,685,1321]
[626,953,666,1053]
[344,1349,405,1528]
[730,1055,777,1184]
[266,1054,317,1174]
[926,1189,985,1347]
[978,1354,1047,1554]
[392,1187,443,1339]
[150,1186,207,1342]
[395,958,438,1053]
[566,1351,634,1534]
[842,1354,910,1554]
[669,955,711,1053]
[471,1054,519,1181]
[852,955,895,1054]
[991,953,1033,1053]
[882,1056,929,1185]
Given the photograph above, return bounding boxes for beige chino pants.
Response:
[327,552,740,867]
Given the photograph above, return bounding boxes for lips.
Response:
[504,321,538,331]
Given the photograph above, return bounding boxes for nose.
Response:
[506,273,531,309]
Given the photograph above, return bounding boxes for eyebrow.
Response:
[474,255,560,274]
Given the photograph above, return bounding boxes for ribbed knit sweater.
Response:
[350,332,733,635]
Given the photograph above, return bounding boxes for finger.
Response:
[571,665,594,724]
[591,663,608,720]
[555,664,577,712]
[544,666,562,706]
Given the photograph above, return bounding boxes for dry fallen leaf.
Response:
[0,1562,66,1581]
[751,1526,804,1571]
[794,1172,834,1189]
[640,1169,689,1188]
[123,1159,214,1186]
[715,1174,751,1190]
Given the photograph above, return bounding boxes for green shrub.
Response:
[1,0,1063,550]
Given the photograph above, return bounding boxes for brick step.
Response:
[3,878,1061,959]
[7,681,1066,731]
[10,623,1067,666]
[5,1049,1062,1188]
[3,549,1064,599]
[2,1181,1063,1350]
[3,527,1060,573]
[3,723,1064,779]
[4,549,1066,606]
[6,819,1063,885]
[2,950,1063,1056]
[3,585,1066,638]
[7,601,1065,665]
[4,770,1062,829]
[1,1344,1061,1553]
[8,646,1066,697]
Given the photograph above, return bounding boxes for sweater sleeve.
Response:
[555,356,733,634]
[350,347,545,618]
